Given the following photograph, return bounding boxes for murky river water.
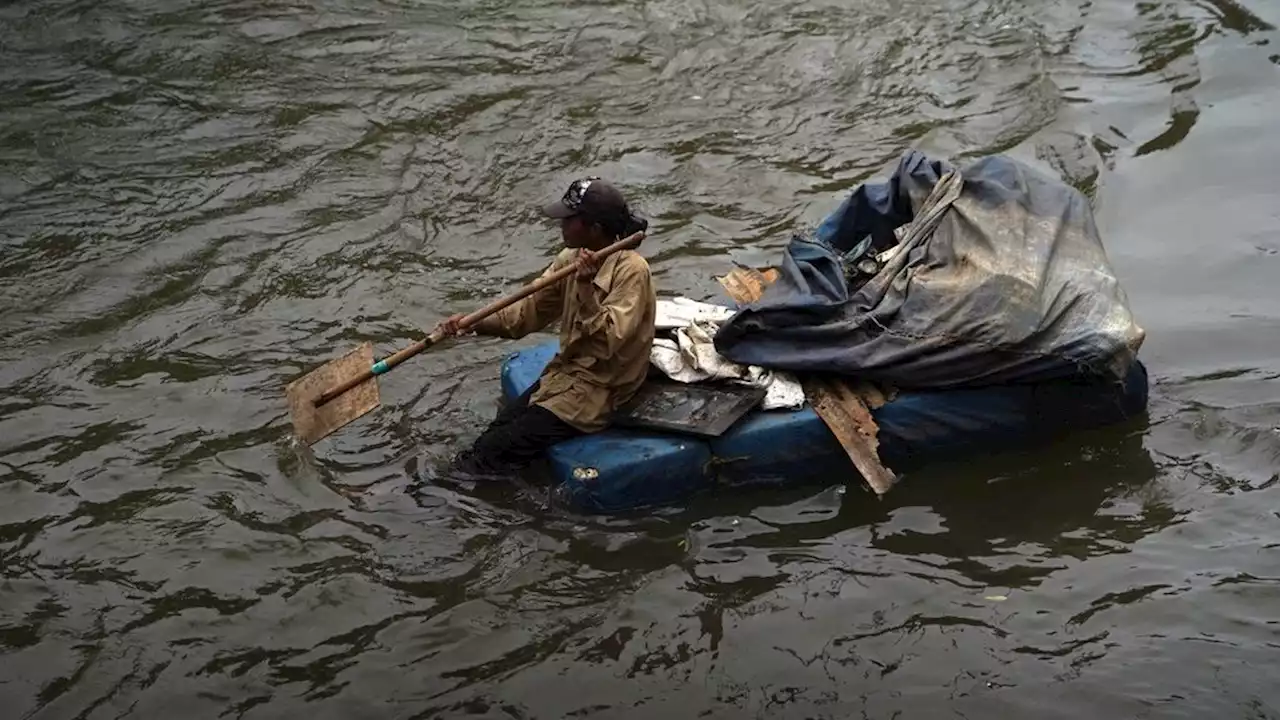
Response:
[3,0,1280,717]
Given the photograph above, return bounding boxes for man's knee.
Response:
[458,404,581,475]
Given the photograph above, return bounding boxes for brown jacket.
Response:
[473,248,656,432]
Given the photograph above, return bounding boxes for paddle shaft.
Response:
[313,230,646,408]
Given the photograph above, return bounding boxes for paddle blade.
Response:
[287,342,380,446]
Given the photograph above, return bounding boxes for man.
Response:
[435,177,656,476]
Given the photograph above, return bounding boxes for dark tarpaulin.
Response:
[714,150,1146,388]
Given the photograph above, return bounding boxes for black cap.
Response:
[542,177,629,223]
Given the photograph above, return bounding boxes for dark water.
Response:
[3,0,1280,716]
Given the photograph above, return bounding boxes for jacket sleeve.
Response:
[561,259,653,357]
[471,258,566,339]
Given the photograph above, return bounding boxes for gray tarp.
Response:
[713,150,1146,388]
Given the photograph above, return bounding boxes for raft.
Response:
[501,340,1150,514]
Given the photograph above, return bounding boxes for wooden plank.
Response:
[717,266,780,306]
[852,379,894,409]
[286,342,380,446]
[802,377,898,495]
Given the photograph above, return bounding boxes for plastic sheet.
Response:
[715,150,1146,388]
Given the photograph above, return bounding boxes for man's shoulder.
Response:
[615,249,651,275]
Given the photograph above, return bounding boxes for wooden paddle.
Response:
[286,231,646,446]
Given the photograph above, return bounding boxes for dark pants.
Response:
[451,382,583,477]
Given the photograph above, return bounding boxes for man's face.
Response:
[560,215,593,248]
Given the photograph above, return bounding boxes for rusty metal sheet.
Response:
[613,380,765,438]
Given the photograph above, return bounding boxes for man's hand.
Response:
[574,248,601,281]
[434,312,468,338]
